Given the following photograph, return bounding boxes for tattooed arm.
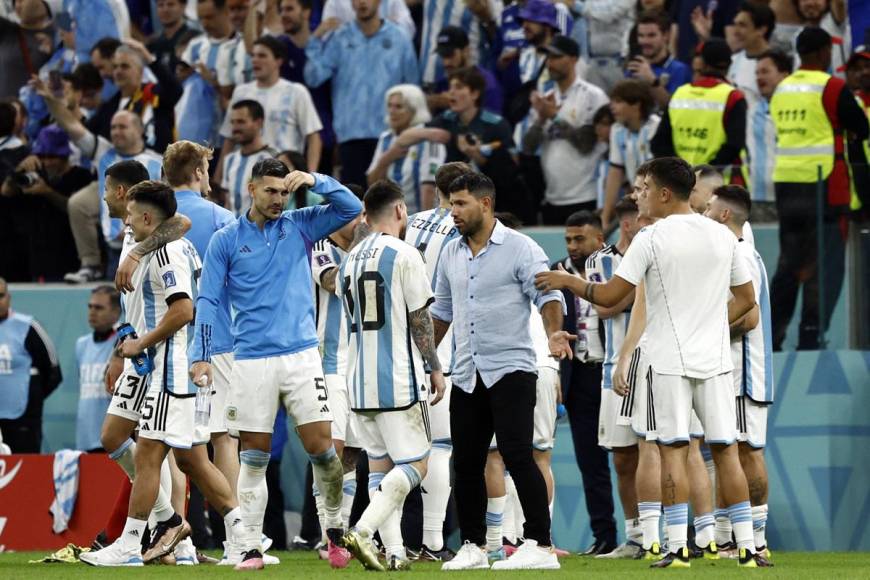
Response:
[115,214,193,292]
[320,268,339,293]
[409,306,446,405]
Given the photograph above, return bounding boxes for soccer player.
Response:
[704,185,774,558]
[403,161,471,560]
[337,181,446,571]
[190,160,362,569]
[690,164,755,245]
[535,157,770,568]
[82,181,243,567]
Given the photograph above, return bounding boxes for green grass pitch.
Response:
[2,550,870,579]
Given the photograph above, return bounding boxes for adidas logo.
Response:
[320,405,329,413]
[129,529,140,537]
[240,245,252,253]
[118,401,128,410]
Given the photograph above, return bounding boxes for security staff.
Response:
[651,39,747,170]
[768,28,869,350]
[0,277,62,453]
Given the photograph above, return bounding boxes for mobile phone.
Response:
[48,70,63,96]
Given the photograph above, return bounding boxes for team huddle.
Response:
[78,138,773,571]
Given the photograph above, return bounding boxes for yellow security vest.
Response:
[668,82,733,165]
[770,69,834,183]
[853,95,869,210]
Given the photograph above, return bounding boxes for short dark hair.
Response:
[447,67,486,107]
[232,99,265,121]
[69,63,104,92]
[277,150,306,172]
[198,0,227,7]
[795,26,832,57]
[610,79,656,119]
[344,183,365,199]
[565,210,602,229]
[614,197,639,220]
[494,212,522,229]
[758,49,793,73]
[693,163,722,180]
[282,0,313,11]
[593,104,614,125]
[91,37,122,60]
[712,184,752,217]
[738,1,776,41]
[646,157,695,199]
[0,102,15,137]
[635,160,653,177]
[104,160,151,189]
[127,180,177,218]
[364,180,405,218]
[447,172,496,202]
[251,157,290,180]
[637,10,671,34]
[92,285,121,310]
[435,161,473,196]
[253,35,287,61]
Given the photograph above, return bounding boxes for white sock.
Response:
[752,504,768,549]
[714,508,733,545]
[120,517,147,551]
[662,504,688,553]
[238,450,270,552]
[693,513,715,548]
[638,502,661,549]
[369,472,404,560]
[341,471,356,530]
[727,501,755,552]
[223,506,243,544]
[109,438,137,480]
[357,465,418,536]
[152,457,175,522]
[310,447,344,531]
[625,517,642,543]
[421,445,451,551]
[485,496,506,552]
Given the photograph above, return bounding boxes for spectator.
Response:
[591,105,615,208]
[671,0,740,62]
[0,0,53,100]
[222,36,322,169]
[427,26,504,115]
[0,277,62,453]
[627,10,692,109]
[792,0,851,78]
[0,126,93,281]
[523,36,610,225]
[64,0,130,65]
[174,30,224,148]
[89,37,122,103]
[575,0,636,93]
[844,48,870,96]
[148,0,194,72]
[183,0,246,104]
[221,100,278,215]
[319,0,415,39]
[74,285,120,452]
[304,0,419,187]
[600,79,659,229]
[651,38,747,171]
[769,27,868,350]
[0,102,30,183]
[728,1,776,104]
[367,84,445,213]
[86,39,183,153]
[222,0,256,89]
[39,11,78,76]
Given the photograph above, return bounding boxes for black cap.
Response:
[541,35,580,58]
[700,38,733,70]
[796,27,832,57]
[436,26,469,57]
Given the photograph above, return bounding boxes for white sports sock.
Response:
[238,450,270,552]
[421,445,451,551]
[357,465,418,536]
[714,508,733,545]
[662,504,688,552]
[727,501,755,552]
[638,502,661,549]
[120,517,147,551]
[310,447,344,531]
[223,506,243,543]
[341,471,356,530]
[370,472,404,560]
[109,438,137,480]
[693,513,715,548]
[485,496,506,552]
[626,517,642,543]
[752,504,768,549]
[151,457,175,522]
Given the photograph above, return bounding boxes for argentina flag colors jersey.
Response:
[312,238,350,376]
[586,244,630,389]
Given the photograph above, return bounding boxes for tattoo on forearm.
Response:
[132,215,188,257]
[409,307,441,371]
[322,268,339,293]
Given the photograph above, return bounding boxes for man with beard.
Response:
[221,100,278,215]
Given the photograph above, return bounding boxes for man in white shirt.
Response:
[535,157,770,568]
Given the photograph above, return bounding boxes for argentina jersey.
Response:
[404,207,460,373]
[368,127,445,215]
[586,245,630,388]
[221,146,276,216]
[337,233,433,411]
[312,238,350,376]
[731,240,774,404]
[126,239,202,397]
[98,147,162,243]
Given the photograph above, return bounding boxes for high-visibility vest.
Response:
[853,93,869,210]
[770,70,834,184]
[668,82,733,165]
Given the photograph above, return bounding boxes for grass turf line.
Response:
[1,550,870,579]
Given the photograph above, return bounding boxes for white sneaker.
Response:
[262,553,280,565]
[80,539,143,567]
[219,540,280,566]
[490,539,560,570]
[174,537,198,565]
[596,540,644,559]
[442,542,489,571]
[261,534,273,553]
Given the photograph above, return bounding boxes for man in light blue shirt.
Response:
[189,159,362,569]
[304,0,419,187]
[430,172,572,571]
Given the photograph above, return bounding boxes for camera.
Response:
[11,171,39,188]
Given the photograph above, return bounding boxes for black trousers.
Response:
[338,139,378,189]
[0,416,41,453]
[770,183,846,350]
[450,371,551,546]
[565,361,616,545]
[540,200,597,226]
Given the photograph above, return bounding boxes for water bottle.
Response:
[194,385,211,428]
[117,323,153,376]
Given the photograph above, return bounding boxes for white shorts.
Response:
[138,382,209,448]
[327,374,359,447]
[736,396,768,448]
[648,370,737,445]
[690,410,705,439]
[107,369,150,422]
[226,348,332,434]
[533,367,558,451]
[208,353,233,435]
[424,373,452,447]
[599,388,639,449]
[355,402,431,464]
[623,348,652,438]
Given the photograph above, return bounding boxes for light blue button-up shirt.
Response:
[430,220,565,392]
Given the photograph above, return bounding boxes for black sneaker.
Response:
[650,547,691,568]
[738,548,774,567]
[417,544,456,562]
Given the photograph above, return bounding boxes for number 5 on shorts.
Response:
[314,377,329,402]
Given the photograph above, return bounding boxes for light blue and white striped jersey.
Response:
[312,237,350,376]
[594,156,609,208]
[221,146,277,216]
[731,239,773,403]
[220,38,254,87]
[127,239,201,396]
[64,0,130,65]
[74,331,115,450]
[404,207,460,374]
[368,127,445,215]
[337,232,433,411]
[744,99,776,202]
[175,72,222,147]
[419,0,504,84]
[608,115,660,186]
[181,32,243,86]
[586,245,629,388]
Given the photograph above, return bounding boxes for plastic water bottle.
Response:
[194,385,211,428]
[117,323,153,376]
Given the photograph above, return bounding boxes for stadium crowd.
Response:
[0,0,868,572]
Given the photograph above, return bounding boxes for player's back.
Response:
[174,189,235,259]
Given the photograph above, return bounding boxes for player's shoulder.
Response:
[75,334,90,349]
